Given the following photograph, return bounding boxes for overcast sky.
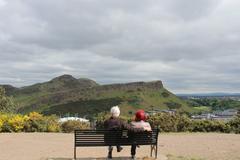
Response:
[0,0,240,93]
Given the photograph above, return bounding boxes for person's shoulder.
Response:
[144,122,152,128]
[130,121,138,125]
[104,118,111,123]
[130,121,142,128]
[142,121,150,124]
[104,118,109,121]
[139,121,151,126]
[142,121,151,125]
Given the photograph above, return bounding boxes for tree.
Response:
[0,87,16,113]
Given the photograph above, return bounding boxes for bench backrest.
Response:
[74,129,159,147]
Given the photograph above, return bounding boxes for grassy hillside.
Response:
[1,75,192,117]
[38,87,192,117]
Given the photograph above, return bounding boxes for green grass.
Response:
[192,106,211,113]
[15,87,193,117]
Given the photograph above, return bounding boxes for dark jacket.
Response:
[104,117,143,132]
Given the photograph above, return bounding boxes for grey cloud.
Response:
[0,0,240,93]
[163,0,222,21]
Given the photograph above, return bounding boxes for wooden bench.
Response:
[74,129,159,159]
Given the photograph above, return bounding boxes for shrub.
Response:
[0,112,61,133]
[0,111,239,134]
[45,115,61,132]
[190,120,211,132]
[9,115,26,132]
[95,112,110,129]
[227,115,240,134]
[0,113,10,132]
[29,112,43,120]
[61,120,90,133]
[4,114,29,132]
[0,87,16,113]
[24,112,60,132]
[24,112,47,132]
[211,120,231,133]
[148,112,233,133]
[148,113,189,132]
[0,113,8,131]
[0,119,3,132]
[176,114,192,132]
[190,120,231,133]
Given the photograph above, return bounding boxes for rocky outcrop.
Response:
[78,78,99,88]
[50,74,99,89]
[95,81,163,91]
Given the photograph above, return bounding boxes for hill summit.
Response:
[1,75,191,117]
[49,74,99,89]
[51,74,98,87]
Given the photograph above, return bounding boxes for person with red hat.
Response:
[130,109,152,159]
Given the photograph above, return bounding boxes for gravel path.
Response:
[0,133,239,160]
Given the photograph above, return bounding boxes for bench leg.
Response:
[150,145,154,157]
[150,145,158,159]
[155,144,158,159]
[74,147,76,160]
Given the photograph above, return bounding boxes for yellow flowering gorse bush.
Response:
[0,112,61,132]
[7,114,29,132]
[0,119,3,131]
[0,113,8,131]
[29,112,43,120]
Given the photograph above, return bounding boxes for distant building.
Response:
[146,110,158,115]
[213,109,238,121]
[214,109,238,116]
[191,113,217,120]
[146,109,176,115]
[59,117,89,123]
[160,109,177,115]
[191,109,238,121]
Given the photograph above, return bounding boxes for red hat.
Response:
[135,109,146,121]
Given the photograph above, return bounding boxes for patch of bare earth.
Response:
[0,133,165,160]
[0,133,239,160]
[158,133,240,160]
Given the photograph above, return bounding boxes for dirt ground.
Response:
[158,133,240,160]
[0,133,239,160]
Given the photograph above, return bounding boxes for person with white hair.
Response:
[104,106,145,159]
[110,106,121,118]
